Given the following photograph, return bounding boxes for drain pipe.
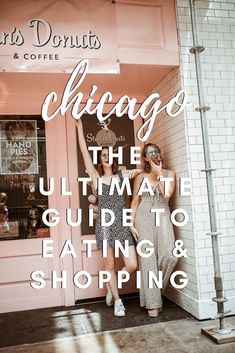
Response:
[188,0,232,339]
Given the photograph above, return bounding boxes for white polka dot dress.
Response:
[135,175,178,310]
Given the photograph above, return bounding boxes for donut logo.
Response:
[95,119,117,147]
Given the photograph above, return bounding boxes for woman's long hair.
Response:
[142,143,163,173]
[96,147,119,176]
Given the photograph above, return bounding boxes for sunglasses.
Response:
[146,148,161,157]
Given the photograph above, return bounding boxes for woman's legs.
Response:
[103,245,138,299]
[103,247,119,300]
[121,245,138,274]
[103,247,127,316]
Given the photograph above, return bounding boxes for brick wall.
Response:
[146,68,200,312]
[149,0,235,319]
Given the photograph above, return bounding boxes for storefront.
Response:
[0,0,180,313]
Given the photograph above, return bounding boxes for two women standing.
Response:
[76,120,177,318]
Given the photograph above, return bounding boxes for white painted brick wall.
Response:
[174,0,235,319]
[150,0,235,319]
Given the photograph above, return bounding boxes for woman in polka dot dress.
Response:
[76,118,141,317]
[131,143,178,318]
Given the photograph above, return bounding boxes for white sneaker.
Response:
[114,299,126,317]
[106,285,114,307]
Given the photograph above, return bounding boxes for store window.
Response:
[0,116,50,240]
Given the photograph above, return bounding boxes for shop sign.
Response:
[0,0,119,73]
[0,120,38,175]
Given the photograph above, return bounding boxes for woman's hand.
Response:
[122,168,143,179]
[149,159,163,177]
[130,226,139,241]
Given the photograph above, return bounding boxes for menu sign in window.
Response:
[0,116,49,240]
[0,120,38,175]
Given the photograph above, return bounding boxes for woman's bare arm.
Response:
[75,119,99,187]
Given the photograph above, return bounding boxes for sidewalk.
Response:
[0,297,234,353]
[0,316,235,353]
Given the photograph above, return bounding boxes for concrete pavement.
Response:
[0,316,235,353]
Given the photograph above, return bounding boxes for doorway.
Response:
[66,113,141,301]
